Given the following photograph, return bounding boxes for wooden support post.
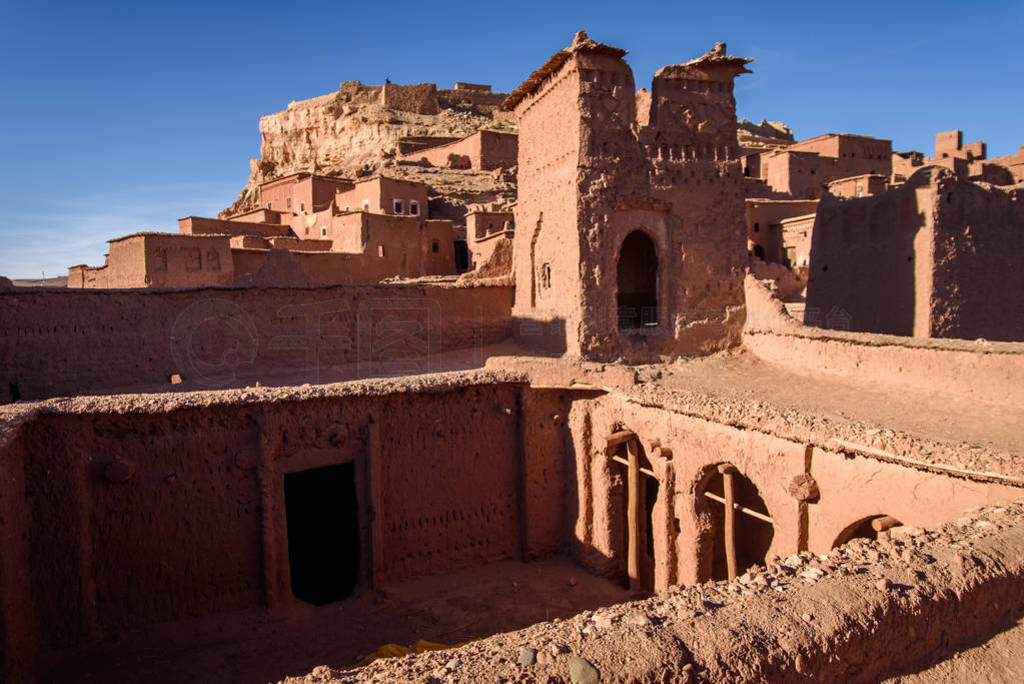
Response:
[626,438,641,590]
[718,464,738,581]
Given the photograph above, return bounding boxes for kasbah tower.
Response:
[509,31,751,361]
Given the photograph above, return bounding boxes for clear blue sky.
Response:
[1,0,1021,278]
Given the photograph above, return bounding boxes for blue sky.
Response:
[1,0,1021,278]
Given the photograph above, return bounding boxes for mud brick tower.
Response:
[506,32,752,361]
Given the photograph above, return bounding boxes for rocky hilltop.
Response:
[224,81,518,220]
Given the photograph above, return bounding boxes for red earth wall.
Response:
[0,283,513,402]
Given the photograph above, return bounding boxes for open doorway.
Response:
[608,431,659,594]
[284,462,360,605]
[695,464,774,581]
[616,230,659,330]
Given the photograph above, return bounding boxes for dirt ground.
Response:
[41,555,632,684]
[885,616,1024,683]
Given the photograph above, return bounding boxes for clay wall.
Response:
[565,390,1021,593]
[0,379,570,678]
[826,173,888,198]
[969,161,1015,185]
[892,151,924,182]
[142,234,235,288]
[399,130,518,170]
[745,199,819,264]
[67,237,147,289]
[379,82,439,115]
[229,208,283,224]
[805,169,939,336]
[0,283,513,401]
[935,130,962,156]
[68,235,235,290]
[743,275,1024,407]
[511,50,585,353]
[467,211,514,270]
[335,177,429,217]
[259,175,354,214]
[763,150,822,199]
[806,167,1024,341]
[179,216,292,238]
[779,213,817,267]
[989,146,1024,183]
[929,174,1024,341]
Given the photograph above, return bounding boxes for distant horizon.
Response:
[1,0,1021,279]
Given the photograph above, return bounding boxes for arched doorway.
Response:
[617,230,658,330]
[832,514,902,548]
[695,463,774,581]
[606,429,659,593]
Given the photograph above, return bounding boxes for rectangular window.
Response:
[321,226,327,237]
[362,200,370,212]
[409,200,419,216]
[287,197,292,209]
[378,245,385,257]
[300,202,305,212]
[393,199,403,214]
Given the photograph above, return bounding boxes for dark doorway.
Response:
[9,382,20,402]
[617,230,659,329]
[284,462,359,605]
[453,240,469,272]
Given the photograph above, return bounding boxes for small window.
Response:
[267,201,272,209]
[287,198,292,209]
[393,199,403,214]
[409,200,419,216]
[321,226,327,237]
[753,222,760,233]
[362,200,370,212]
[431,239,439,253]
[300,202,305,212]
[378,245,385,257]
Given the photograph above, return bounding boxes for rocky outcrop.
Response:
[224,82,517,218]
[738,117,794,153]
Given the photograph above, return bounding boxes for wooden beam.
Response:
[610,454,655,478]
[718,464,738,581]
[702,491,774,524]
[605,430,637,449]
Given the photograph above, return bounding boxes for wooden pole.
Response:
[718,464,738,581]
[627,438,640,590]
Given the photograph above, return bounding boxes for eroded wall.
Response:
[0,283,513,401]
[0,379,572,679]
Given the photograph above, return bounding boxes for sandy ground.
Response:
[886,616,1024,683]
[41,555,632,684]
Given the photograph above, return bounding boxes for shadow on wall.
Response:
[511,316,567,356]
[805,177,926,335]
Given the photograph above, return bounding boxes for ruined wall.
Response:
[930,175,1024,340]
[0,283,513,401]
[379,83,439,115]
[0,378,571,679]
[399,130,518,171]
[806,167,1024,341]
[179,216,292,238]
